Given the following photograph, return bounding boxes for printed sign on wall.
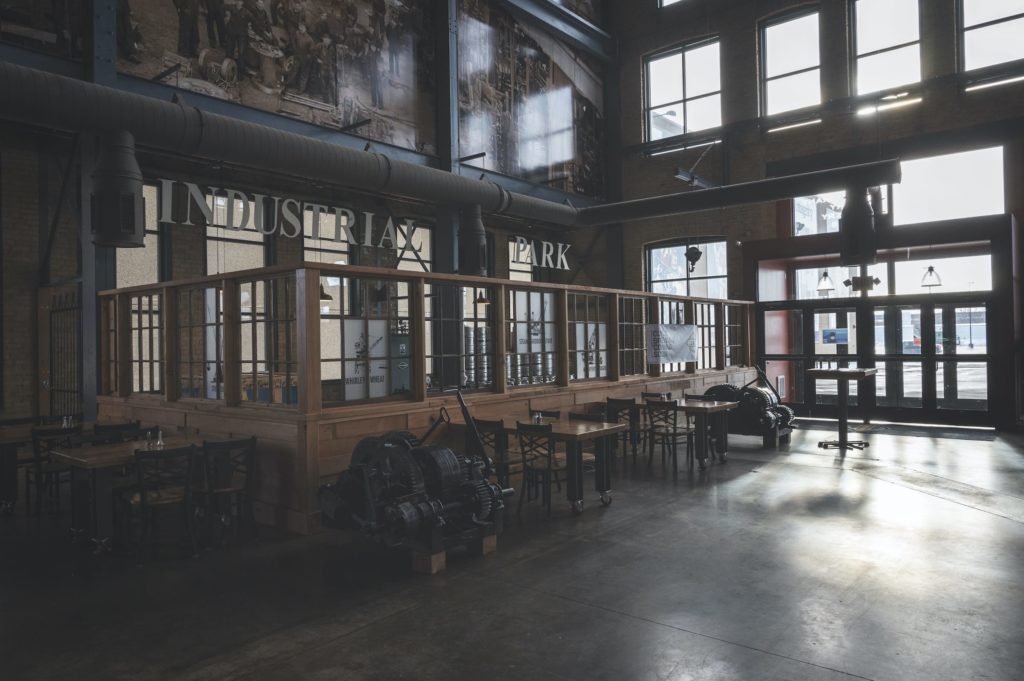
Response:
[645,324,697,364]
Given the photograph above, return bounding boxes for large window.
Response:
[853,0,921,95]
[117,184,160,288]
[508,237,534,282]
[962,0,1024,71]
[793,190,845,236]
[645,39,722,141]
[207,195,265,275]
[894,147,1004,225]
[762,11,821,116]
[646,239,728,299]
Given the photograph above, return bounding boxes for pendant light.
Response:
[921,266,942,290]
[816,270,835,295]
[319,283,332,301]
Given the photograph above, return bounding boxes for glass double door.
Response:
[760,298,991,425]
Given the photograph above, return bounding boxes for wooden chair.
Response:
[644,399,693,480]
[195,438,257,543]
[127,445,199,564]
[639,392,672,452]
[516,422,564,518]
[93,421,141,444]
[472,418,509,488]
[605,398,639,460]
[27,425,79,515]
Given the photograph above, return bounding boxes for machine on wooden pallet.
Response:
[318,392,512,571]
[704,366,796,448]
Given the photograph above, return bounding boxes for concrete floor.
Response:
[3,425,1024,681]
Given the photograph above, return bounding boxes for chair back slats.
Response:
[30,426,79,463]
[645,399,678,430]
[606,397,637,424]
[471,418,506,453]
[516,422,554,463]
[201,438,255,492]
[134,445,197,509]
[568,412,605,422]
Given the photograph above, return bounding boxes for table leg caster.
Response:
[570,500,584,515]
[600,492,612,507]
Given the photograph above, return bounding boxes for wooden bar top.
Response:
[806,368,878,381]
[50,436,203,470]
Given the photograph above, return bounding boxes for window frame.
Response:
[849,0,922,98]
[643,36,722,144]
[644,236,729,299]
[759,7,822,118]
[957,0,1024,77]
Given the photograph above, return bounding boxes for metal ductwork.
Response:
[574,160,902,227]
[90,129,146,248]
[0,62,902,231]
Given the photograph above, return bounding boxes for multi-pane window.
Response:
[725,304,746,366]
[793,190,845,236]
[239,276,296,406]
[646,239,728,299]
[129,292,162,395]
[645,39,722,141]
[320,277,412,405]
[762,11,821,116]
[619,297,647,376]
[117,184,160,288]
[177,285,224,400]
[853,0,921,95]
[894,147,1004,225]
[509,238,534,282]
[507,289,557,386]
[424,284,494,393]
[962,0,1024,71]
[694,302,716,370]
[207,194,265,275]
[568,293,608,381]
[657,299,688,373]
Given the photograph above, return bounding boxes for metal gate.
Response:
[40,285,81,418]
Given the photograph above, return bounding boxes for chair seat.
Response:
[129,487,187,506]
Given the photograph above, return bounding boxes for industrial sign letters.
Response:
[511,236,572,271]
[156,178,426,253]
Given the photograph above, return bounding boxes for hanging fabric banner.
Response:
[645,324,698,364]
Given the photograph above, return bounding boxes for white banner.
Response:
[645,324,698,364]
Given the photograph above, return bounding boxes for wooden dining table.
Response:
[50,435,203,551]
[451,414,626,514]
[642,399,739,470]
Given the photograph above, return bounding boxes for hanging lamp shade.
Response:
[921,266,942,289]
[816,270,835,294]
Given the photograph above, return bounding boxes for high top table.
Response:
[806,367,877,451]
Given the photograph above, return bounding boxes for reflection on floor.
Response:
[2,426,1024,681]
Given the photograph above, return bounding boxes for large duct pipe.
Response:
[0,61,577,226]
[0,62,901,230]
[574,160,902,227]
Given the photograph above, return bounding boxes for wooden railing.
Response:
[99,263,755,414]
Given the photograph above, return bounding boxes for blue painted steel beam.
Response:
[496,0,614,62]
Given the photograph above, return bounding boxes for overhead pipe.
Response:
[0,61,576,226]
[0,62,901,230]
[573,160,902,227]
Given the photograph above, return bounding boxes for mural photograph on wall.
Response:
[117,0,436,154]
[458,0,605,198]
[0,0,83,59]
